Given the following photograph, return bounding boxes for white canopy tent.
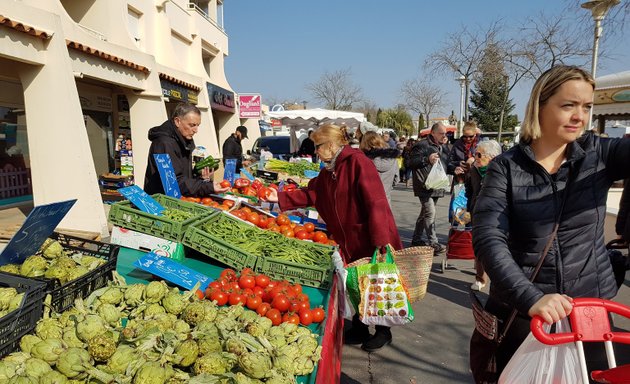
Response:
[594,70,630,132]
[265,108,366,152]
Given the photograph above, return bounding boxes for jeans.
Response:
[412,196,439,245]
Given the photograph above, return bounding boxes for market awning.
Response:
[265,108,365,129]
[594,71,630,118]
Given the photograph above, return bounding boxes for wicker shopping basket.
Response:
[346,245,434,303]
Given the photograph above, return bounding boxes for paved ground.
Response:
[340,183,630,384]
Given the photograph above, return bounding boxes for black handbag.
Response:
[469,175,571,384]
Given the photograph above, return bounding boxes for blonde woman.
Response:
[470,65,630,381]
[359,131,400,204]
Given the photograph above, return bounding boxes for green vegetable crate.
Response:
[0,273,47,358]
[256,242,335,289]
[38,232,119,313]
[182,214,259,271]
[108,194,215,242]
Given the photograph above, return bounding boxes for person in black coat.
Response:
[144,103,229,196]
[222,125,250,172]
[616,179,630,243]
[470,65,630,381]
[406,123,450,253]
[298,130,316,160]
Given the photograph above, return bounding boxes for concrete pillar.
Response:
[18,28,108,237]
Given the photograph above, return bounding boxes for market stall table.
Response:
[115,246,343,384]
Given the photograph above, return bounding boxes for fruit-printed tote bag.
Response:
[356,249,415,326]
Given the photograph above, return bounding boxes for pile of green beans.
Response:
[162,208,194,222]
[201,215,332,267]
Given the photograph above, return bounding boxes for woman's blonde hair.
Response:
[520,65,595,143]
[359,131,388,151]
[463,121,477,133]
[311,124,349,147]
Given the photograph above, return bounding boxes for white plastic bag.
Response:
[424,161,449,190]
[331,250,355,320]
[499,318,583,384]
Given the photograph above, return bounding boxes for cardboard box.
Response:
[110,226,184,260]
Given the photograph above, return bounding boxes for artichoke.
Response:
[62,326,84,348]
[97,303,121,327]
[7,293,25,312]
[75,255,105,270]
[99,287,124,305]
[53,256,77,270]
[172,320,190,335]
[44,263,70,283]
[238,351,273,379]
[193,321,219,339]
[145,281,169,304]
[23,357,53,378]
[296,334,318,356]
[19,334,42,354]
[58,308,85,328]
[0,264,20,274]
[35,318,64,340]
[87,334,117,362]
[174,339,198,368]
[65,266,89,282]
[0,287,18,310]
[144,303,166,318]
[30,338,67,365]
[3,352,30,365]
[19,255,47,277]
[39,370,70,384]
[56,347,114,382]
[265,370,296,384]
[193,352,236,375]
[133,361,172,384]
[224,336,248,356]
[0,360,17,381]
[162,291,187,315]
[41,239,65,259]
[292,355,315,376]
[197,335,222,355]
[7,375,38,384]
[103,345,138,374]
[76,315,107,343]
[181,302,206,326]
[124,284,146,307]
[239,309,259,324]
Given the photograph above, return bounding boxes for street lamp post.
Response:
[457,75,466,138]
[581,0,620,131]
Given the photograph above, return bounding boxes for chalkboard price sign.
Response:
[154,154,181,198]
[0,199,77,265]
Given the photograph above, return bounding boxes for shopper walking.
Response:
[360,131,400,205]
[222,125,250,172]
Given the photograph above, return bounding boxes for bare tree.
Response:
[356,100,379,123]
[305,68,363,111]
[424,23,500,120]
[399,77,445,134]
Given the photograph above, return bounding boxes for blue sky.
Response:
[224,1,629,122]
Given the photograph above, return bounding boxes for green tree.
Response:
[376,108,413,137]
[469,44,518,132]
[418,114,425,133]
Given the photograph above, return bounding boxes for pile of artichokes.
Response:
[0,238,106,284]
[0,274,322,383]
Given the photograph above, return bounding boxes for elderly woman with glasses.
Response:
[464,140,502,292]
[266,124,402,352]
[447,121,480,184]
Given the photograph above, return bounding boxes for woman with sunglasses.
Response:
[470,65,630,382]
[447,121,480,184]
[266,124,402,352]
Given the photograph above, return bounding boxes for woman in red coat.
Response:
[267,124,402,352]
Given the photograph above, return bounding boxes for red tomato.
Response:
[298,308,313,326]
[207,281,221,290]
[256,303,271,316]
[295,230,309,240]
[220,180,231,188]
[290,300,310,313]
[276,215,290,226]
[257,187,271,201]
[290,284,303,295]
[255,274,270,288]
[252,286,264,297]
[189,197,201,203]
[283,230,295,238]
[247,212,260,226]
[246,295,262,310]
[313,231,328,244]
[241,267,255,276]
[282,312,300,325]
[271,294,291,312]
[229,281,242,291]
[228,292,247,306]
[251,179,263,190]
[238,274,256,290]
[303,223,315,233]
[204,287,215,299]
[201,197,213,206]
[265,308,282,326]
[257,217,271,229]
[220,269,238,282]
[295,293,310,304]
[234,178,251,188]
[224,199,235,208]
[210,290,228,306]
[311,307,325,323]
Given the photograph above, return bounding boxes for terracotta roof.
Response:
[66,40,149,73]
[159,72,200,92]
[0,15,52,39]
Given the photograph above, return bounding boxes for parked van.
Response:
[248,136,292,160]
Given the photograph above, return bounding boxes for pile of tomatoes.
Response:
[219,178,297,200]
[229,207,335,245]
[204,268,326,327]
[180,196,235,211]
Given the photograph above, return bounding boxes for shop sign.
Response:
[79,93,113,112]
[160,79,198,105]
[207,83,235,113]
[238,94,262,118]
[271,119,282,127]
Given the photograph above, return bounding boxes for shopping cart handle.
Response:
[531,316,577,345]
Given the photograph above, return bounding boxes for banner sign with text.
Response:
[0,199,77,265]
[133,252,211,291]
[119,185,164,215]
[154,154,181,198]
[238,94,262,118]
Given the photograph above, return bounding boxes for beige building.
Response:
[0,0,258,237]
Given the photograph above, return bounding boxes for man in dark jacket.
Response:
[222,125,250,171]
[298,130,316,160]
[144,103,229,196]
[406,123,450,253]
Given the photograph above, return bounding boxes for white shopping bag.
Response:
[499,318,583,384]
[424,161,450,190]
[331,250,355,320]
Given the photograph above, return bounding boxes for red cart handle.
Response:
[531,298,630,346]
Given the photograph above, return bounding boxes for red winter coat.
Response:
[278,146,402,264]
